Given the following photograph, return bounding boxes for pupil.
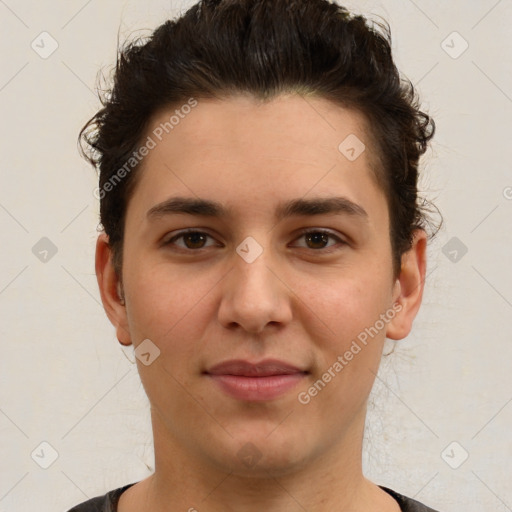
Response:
[308,233,327,248]
[186,233,205,248]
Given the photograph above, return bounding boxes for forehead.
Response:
[148,93,375,166]
[128,93,387,223]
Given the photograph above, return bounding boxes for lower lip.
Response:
[207,374,306,401]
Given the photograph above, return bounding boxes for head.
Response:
[83,0,435,477]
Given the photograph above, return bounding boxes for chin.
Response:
[204,430,312,478]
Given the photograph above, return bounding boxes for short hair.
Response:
[79,0,437,278]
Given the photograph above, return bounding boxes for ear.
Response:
[386,229,427,340]
[95,233,132,346]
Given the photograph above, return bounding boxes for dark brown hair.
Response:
[80,0,437,278]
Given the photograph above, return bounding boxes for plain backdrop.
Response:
[1,1,511,511]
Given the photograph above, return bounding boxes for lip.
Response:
[205,359,308,401]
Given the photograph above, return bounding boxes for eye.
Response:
[291,229,346,252]
[162,228,346,253]
[163,230,220,250]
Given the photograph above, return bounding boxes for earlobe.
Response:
[386,229,427,341]
[95,233,132,346]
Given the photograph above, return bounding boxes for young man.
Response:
[70,1,440,511]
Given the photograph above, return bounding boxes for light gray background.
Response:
[1,1,511,511]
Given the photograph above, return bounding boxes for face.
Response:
[97,93,426,477]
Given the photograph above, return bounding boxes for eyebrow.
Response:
[146,196,368,222]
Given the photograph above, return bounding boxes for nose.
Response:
[217,242,293,334]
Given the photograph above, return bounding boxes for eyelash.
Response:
[163,228,347,253]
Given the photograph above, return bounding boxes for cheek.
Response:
[296,270,393,420]
[296,265,393,351]
[124,261,218,350]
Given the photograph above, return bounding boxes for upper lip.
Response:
[205,359,307,377]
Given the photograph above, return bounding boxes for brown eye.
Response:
[292,229,346,252]
[182,232,208,249]
[164,230,217,250]
[304,232,330,249]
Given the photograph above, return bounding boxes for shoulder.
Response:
[66,482,138,512]
[379,485,442,512]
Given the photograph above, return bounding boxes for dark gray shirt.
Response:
[67,482,442,511]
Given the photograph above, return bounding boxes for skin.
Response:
[96,93,427,512]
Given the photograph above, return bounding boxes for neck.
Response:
[124,407,398,512]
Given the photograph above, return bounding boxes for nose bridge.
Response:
[235,243,273,297]
[217,235,292,333]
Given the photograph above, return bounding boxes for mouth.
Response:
[204,359,309,402]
